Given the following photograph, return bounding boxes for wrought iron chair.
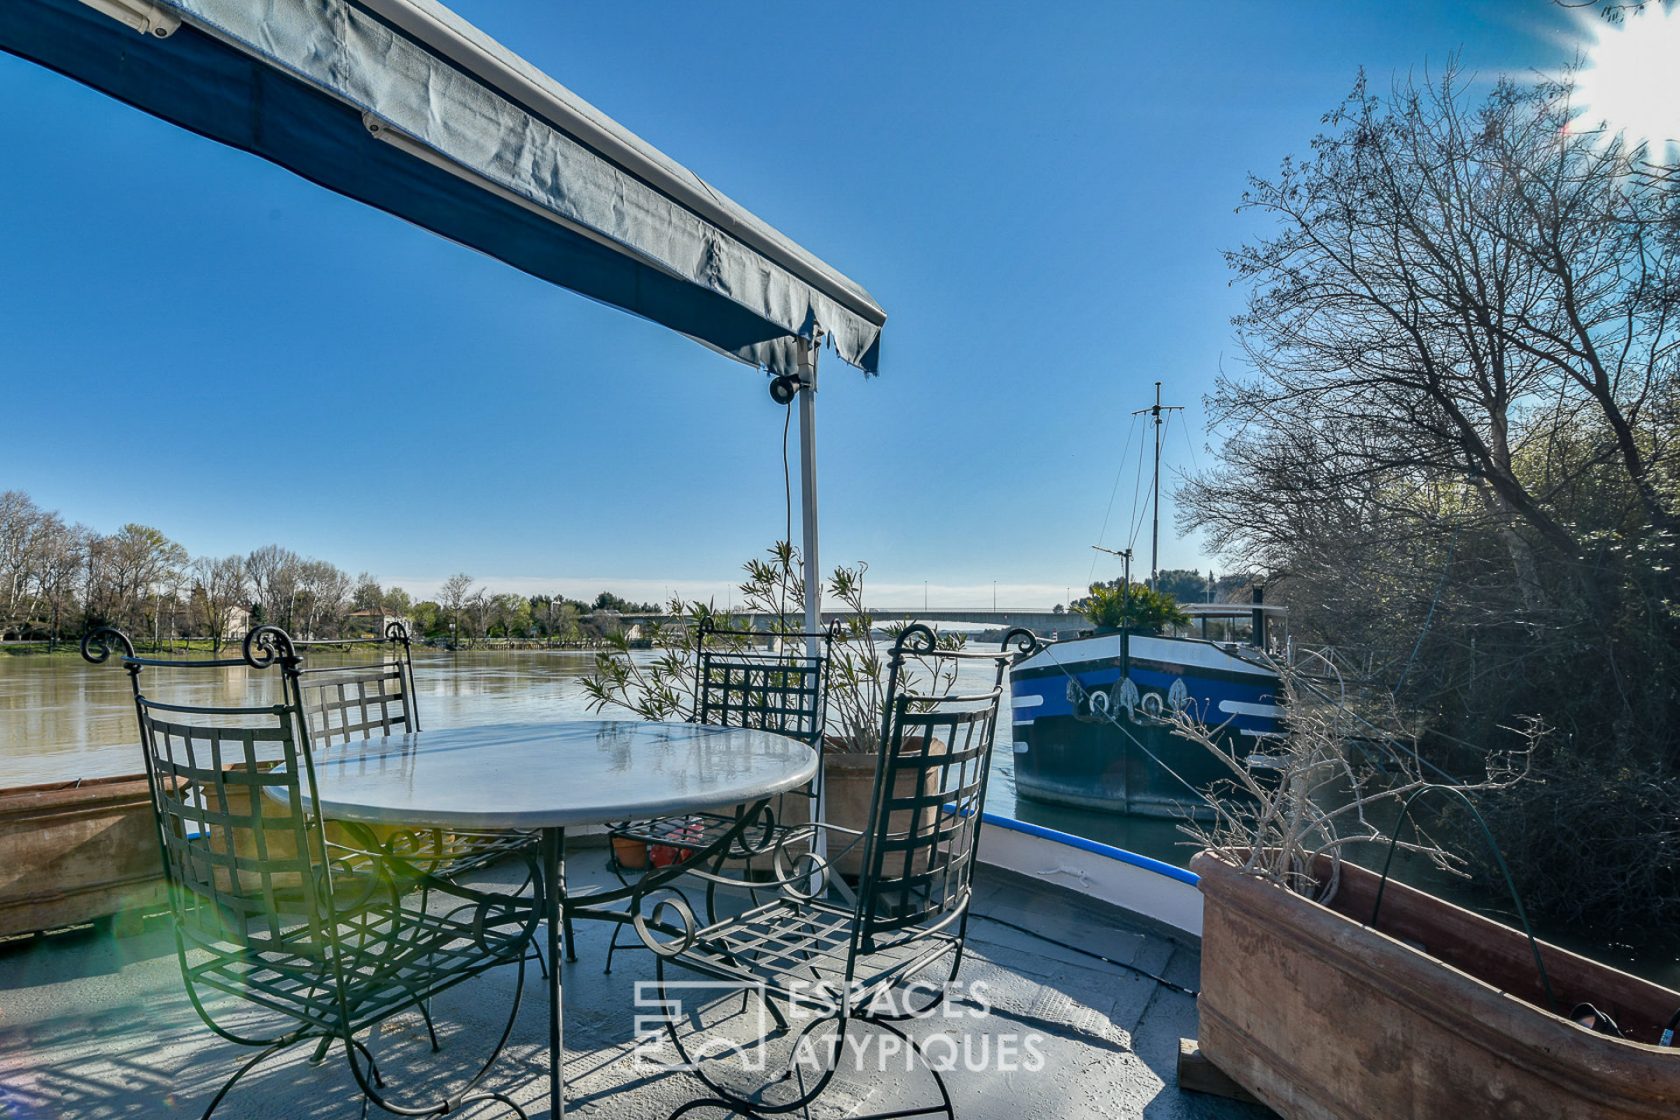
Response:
[602,621,834,972]
[81,626,540,1120]
[291,623,539,880]
[640,624,1040,1120]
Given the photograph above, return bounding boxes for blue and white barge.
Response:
[1009,601,1286,818]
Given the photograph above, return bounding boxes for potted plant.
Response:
[1071,579,1188,635]
[582,543,964,878]
[813,562,961,876]
[1174,675,1680,1119]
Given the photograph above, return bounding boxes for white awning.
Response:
[3,0,886,375]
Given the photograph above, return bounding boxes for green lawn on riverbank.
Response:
[0,639,228,658]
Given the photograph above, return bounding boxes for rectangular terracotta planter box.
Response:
[0,773,170,936]
[1193,850,1680,1120]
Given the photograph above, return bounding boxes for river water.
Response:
[0,646,1190,860]
[3,647,1672,989]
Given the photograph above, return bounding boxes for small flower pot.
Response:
[611,834,650,871]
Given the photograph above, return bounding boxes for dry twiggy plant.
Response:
[1174,664,1540,903]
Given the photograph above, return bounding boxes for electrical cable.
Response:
[779,398,794,618]
[971,912,1198,997]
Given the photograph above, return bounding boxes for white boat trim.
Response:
[1217,699,1283,719]
[976,812,1202,938]
[1013,632,1277,679]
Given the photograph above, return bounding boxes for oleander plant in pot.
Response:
[1172,673,1680,1120]
[582,542,964,877]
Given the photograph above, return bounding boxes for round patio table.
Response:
[300,719,818,1119]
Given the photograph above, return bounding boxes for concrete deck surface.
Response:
[0,851,1272,1119]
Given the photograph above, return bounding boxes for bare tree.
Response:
[89,524,188,640]
[35,520,89,647]
[193,554,247,651]
[352,572,384,615]
[438,572,475,644]
[245,545,302,630]
[1184,66,1680,929]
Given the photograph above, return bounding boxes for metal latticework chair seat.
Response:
[613,809,814,856]
[425,829,542,877]
[668,894,961,1008]
[187,884,537,1037]
[603,624,834,973]
[642,625,1042,1120]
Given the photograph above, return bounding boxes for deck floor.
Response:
[0,849,1272,1119]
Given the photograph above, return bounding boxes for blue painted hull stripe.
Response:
[979,810,1200,886]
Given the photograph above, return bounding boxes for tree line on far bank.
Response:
[0,489,659,648]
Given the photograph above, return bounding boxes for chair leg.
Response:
[416,998,441,1052]
[660,1019,954,1120]
[199,1035,305,1120]
[604,919,624,975]
[657,955,844,1116]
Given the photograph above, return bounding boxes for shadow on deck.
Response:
[0,850,1273,1119]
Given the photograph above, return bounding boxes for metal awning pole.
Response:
[798,337,821,653]
[796,335,828,853]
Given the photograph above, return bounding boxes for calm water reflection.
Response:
[0,648,1043,828]
[2,647,1673,986]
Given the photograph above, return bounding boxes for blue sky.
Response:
[0,1,1594,607]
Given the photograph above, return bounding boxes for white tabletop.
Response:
[290,720,817,829]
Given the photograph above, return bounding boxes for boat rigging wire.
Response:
[1175,406,1201,476]
[1091,414,1144,585]
[1126,419,1151,551]
[1394,528,1458,696]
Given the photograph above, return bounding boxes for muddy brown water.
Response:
[3,647,1674,993]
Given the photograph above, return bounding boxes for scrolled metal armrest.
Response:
[752,820,867,902]
[630,890,700,958]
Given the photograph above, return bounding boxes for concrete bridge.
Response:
[597,601,1271,642]
[602,607,1087,639]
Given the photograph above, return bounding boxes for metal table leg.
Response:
[542,826,565,1118]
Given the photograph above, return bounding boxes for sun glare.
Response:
[1574,3,1680,158]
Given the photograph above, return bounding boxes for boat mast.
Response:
[1132,381,1182,590]
[1091,544,1133,679]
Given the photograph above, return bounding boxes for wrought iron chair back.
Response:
[692,620,834,808]
[135,691,338,956]
[82,625,539,1118]
[82,626,338,956]
[851,625,1035,953]
[692,620,833,742]
[290,622,419,747]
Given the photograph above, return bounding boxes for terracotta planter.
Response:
[0,773,173,936]
[1193,850,1680,1120]
[612,835,650,871]
[821,736,944,880]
